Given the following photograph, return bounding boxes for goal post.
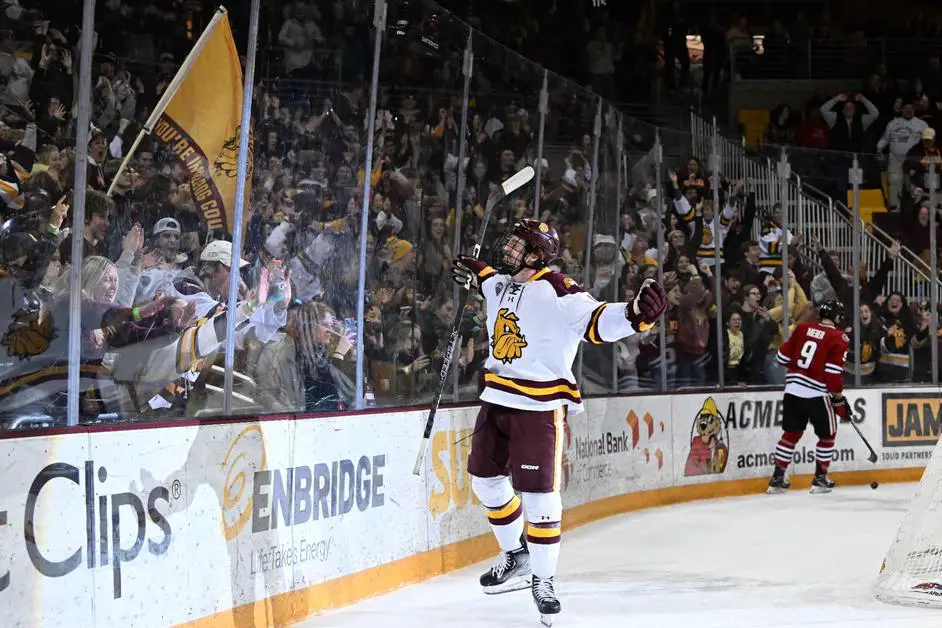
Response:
[874,448,942,607]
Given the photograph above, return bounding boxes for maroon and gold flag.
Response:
[151,11,252,235]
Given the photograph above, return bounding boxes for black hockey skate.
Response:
[532,575,561,626]
[810,471,836,494]
[480,544,531,594]
[766,468,791,494]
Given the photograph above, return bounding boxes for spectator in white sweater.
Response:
[877,99,928,210]
[585,26,620,100]
[278,1,325,78]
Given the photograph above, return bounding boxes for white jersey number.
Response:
[796,340,818,369]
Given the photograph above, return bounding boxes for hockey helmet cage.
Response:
[817,300,845,326]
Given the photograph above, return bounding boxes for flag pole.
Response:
[106,6,228,196]
[221,0,260,415]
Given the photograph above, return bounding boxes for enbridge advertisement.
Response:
[0,413,429,628]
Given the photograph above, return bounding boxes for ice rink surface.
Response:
[298,482,942,628]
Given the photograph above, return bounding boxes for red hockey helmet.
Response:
[492,219,560,274]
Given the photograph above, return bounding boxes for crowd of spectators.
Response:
[712,34,942,389]
[0,0,938,430]
[758,54,942,261]
[0,0,632,427]
[609,154,932,391]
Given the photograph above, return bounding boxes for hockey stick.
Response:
[412,166,536,476]
[848,418,879,464]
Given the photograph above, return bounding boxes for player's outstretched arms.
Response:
[580,278,669,345]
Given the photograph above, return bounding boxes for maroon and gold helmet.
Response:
[491,219,560,274]
[511,219,559,266]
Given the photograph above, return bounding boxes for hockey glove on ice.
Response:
[626,278,668,332]
[831,395,852,422]
[451,256,488,290]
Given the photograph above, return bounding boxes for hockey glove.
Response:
[831,395,852,423]
[451,256,488,290]
[626,278,668,332]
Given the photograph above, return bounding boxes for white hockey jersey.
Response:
[475,265,637,414]
[759,224,796,273]
[672,195,736,266]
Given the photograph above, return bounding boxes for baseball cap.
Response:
[200,240,249,268]
[924,128,936,140]
[153,217,181,235]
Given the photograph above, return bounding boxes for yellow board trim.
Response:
[488,495,521,519]
[175,466,923,628]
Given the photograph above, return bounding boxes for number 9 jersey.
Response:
[775,322,850,398]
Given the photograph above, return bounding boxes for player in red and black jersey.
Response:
[768,300,851,494]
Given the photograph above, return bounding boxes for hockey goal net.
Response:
[874,452,942,607]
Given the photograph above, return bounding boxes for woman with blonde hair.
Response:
[80,256,120,303]
[57,223,143,305]
[763,270,812,384]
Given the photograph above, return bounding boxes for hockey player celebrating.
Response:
[452,219,667,625]
[768,300,850,495]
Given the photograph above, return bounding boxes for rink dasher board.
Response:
[0,387,932,627]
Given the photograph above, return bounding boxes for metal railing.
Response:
[690,111,936,301]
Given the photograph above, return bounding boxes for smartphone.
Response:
[343,317,357,340]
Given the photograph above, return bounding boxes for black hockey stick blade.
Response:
[412,166,535,476]
[849,419,879,464]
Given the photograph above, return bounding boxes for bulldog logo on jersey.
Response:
[684,396,729,477]
[491,307,527,364]
[3,300,55,359]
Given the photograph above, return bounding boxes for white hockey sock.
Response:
[522,491,563,578]
[472,475,524,552]
[488,497,525,552]
[526,523,561,578]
